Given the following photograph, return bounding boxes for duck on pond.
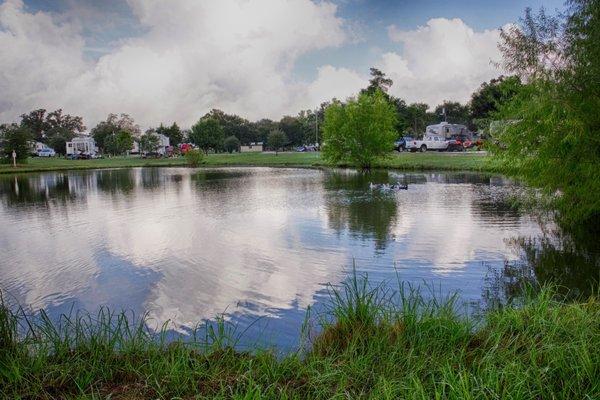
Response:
[369,182,408,192]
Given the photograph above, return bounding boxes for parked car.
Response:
[142,151,162,159]
[36,148,56,157]
[296,145,318,152]
[394,137,412,152]
[68,152,92,160]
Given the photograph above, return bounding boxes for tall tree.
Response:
[20,108,85,145]
[19,109,47,142]
[278,116,305,147]
[363,68,393,94]
[189,117,224,153]
[156,122,184,146]
[223,135,241,153]
[91,113,140,152]
[322,90,397,170]
[434,101,471,126]
[267,129,288,155]
[470,76,523,132]
[139,131,161,154]
[493,1,600,228]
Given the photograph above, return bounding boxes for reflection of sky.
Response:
[0,168,542,349]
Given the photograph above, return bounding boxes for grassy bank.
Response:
[0,151,496,175]
[1,275,598,399]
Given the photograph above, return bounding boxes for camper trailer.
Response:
[66,137,98,158]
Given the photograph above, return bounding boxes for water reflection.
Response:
[324,170,399,250]
[484,227,600,307]
[0,174,79,209]
[0,167,595,349]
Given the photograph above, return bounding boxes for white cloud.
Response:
[0,0,356,128]
[382,18,503,107]
[0,2,507,129]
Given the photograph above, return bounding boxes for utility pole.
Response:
[315,110,319,148]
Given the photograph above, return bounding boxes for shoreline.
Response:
[0,151,501,175]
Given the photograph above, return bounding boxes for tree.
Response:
[19,109,47,142]
[362,67,393,95]
[493,1,600,228]
[278,116,305,147]
[103,130,134,155]
[91,114,140,153]
[267,129,288,155]
[46,127,73,156]
[139,131,161,154]
[20,108,85,145]
[224,135,240,153]
[322,90,397,170]
[254,119,278,144]
[469,76,523,133]
[434,101,471,126]
[0,124,32,161]
[189,117,224,153]
[156,122,183,146]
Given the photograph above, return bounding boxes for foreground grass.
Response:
[1,275,598,399]
[0,151,496,175]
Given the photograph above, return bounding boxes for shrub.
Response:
[185,149,203,167]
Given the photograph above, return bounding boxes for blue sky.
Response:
[1,0,566,127]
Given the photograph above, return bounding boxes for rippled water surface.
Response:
[1,167,590,349]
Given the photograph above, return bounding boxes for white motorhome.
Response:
[66,137,98,157]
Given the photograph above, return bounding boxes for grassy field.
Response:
[0,151,497,175]
[1,274,597,399]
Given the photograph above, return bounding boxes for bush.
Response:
[185,149,203,167]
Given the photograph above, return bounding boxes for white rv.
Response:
[66,137,98,157]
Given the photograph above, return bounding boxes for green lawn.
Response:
[0,151,498,174]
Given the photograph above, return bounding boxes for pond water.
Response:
[0,167,597,349]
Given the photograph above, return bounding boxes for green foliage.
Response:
[434,101,471,126]
[322,90,397,170]
[470,76,523,121]
[91,113,140,152]
[362,67,393,95]
[103,130,134,156]
[494,1,600,228]
[19,108,85,144]
[155,122,183,146]
[0,124,32,161]
[46,130,72,156]
[139,131,161,154]
[184,148,203,167]
[0,274,598,399]
[190,117,224,153]
[267,129,287,154]
[223,135,240,153]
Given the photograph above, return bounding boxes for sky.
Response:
[0,0,564,130]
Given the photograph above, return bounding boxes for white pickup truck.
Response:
[405,135,450,152]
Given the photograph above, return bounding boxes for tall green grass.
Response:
[1,272,598,399]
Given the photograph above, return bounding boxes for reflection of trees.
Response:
[483,229,599,307]
[0,173,77,210]
[190,169,256,213]
[324,171,399,250]
[96,169,135,195]
[139,168,161,191]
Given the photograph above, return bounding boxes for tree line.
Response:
[1,67,522,160]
